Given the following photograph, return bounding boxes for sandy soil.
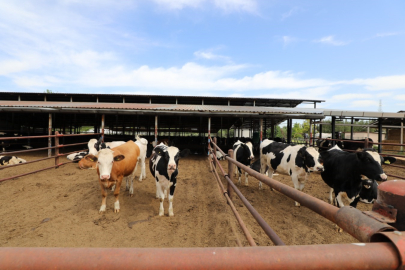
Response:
[0,151,403,248]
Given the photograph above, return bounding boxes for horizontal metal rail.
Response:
[0,244,400,270]
[0,148,87,171]
[209,147,285,246]
[209,158,256,247]
[211,140,394,242]
[0,162,70,183]
[0,133,101,141]
[2,142,88,156]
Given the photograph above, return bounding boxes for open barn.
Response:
[1,92,405,268]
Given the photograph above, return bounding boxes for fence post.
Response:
[213,137,217,169]
[55,131,59,168]
[364,137,369,149]
[48,113,52,157]
[228,149,234,200]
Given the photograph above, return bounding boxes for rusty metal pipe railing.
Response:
[0,133,102,141]
[386,173,405,180]
[0,243,401,270]
[0,148,87,171]
[2,142,88,156]
[211,140,395,242]
[209,158,257,246]
[209,148,285,246]
[0,162,71,183]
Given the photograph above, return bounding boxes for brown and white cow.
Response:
[84,140,140,213]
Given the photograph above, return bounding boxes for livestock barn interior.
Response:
[1,92,405,269]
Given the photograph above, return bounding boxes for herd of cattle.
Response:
[0,134,397,220]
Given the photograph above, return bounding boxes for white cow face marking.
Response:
[95,149,125,180]
[245,142,254,160]
[305,147,324,172]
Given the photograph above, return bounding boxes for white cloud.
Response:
[396,95,405,100]
[281,7,301,20]
[345,75,405,91]
[151,0,258,13]
[314,35,349,46]
[349,100,379,108]
[194,48,231,62]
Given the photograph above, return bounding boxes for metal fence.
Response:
[0,132,101,182]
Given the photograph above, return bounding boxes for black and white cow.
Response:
[88,138,126,156]
[320,145,396,208]
[0,156,26,166]
[343,138,373,151]
[66,151,89,162]
[233,140,254,186]
[149,143,190,217]
[359,179,379,204]
[260,139,324,206]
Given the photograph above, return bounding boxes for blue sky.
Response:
[1,0,405,112]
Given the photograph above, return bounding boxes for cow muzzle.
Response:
[379,173,387,181]
[100,175,110,180]
[168,164,177,171]
[317,166,324,172]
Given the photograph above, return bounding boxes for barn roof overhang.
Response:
[0,101,324,119]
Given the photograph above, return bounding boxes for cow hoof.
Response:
[114,209,120,213]
[244,183,249,186]
[159,211,164,217]
[295,202,301,207]
[169,211,174,217]
[130,194,133,197]
[99,205,106,213]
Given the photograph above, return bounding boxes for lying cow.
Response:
[149,143,190,216]
[260,139,324,206]
[67,151,88,162]
[233,140,254,186]
[320,145,396,208]
[84,140,140,213]
[0,156,26,166]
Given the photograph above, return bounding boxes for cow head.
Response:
[85,149,125,180]
[154,146,190,172]
[298,147,324,172]
[359,177,378,204]
[356,150,392,181]
[94,137,107,152]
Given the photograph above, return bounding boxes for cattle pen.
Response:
[1,92,405,269]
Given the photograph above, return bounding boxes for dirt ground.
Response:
[0,151,404,248]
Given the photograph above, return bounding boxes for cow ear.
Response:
[85,155,98,162]
[362,179,373,188]
[114,155,125,162]
[383,156,396,164]
[180,149,190,158]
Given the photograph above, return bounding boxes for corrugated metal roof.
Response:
[0,101,323,115]
[323,109,405,118]
[0,91,325,103]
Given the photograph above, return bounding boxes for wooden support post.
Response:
[331,117,336,146]
[378,118,383,153]
[155,116,158,145]
[101,114,105,140]
[208,117,211,155]
[213,137,217,169]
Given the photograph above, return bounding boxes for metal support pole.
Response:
[54,131,59,168]
[401,119,404,153]
[287,119,292,144]
[319,121,323,139]
[101,114,105,140]
[213,137,217,168]
[260,118,263,143]
[48,113,52,157]
[155,116,158,145]
[351,117,354,140]
[378,118,383,153]
[271,123,275,139]
[208,117,211,155]
[227,149,234,200]
[309,119,312,146]
[331,116,336,146]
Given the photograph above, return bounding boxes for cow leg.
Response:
[113,179,123,213]
[291,174,301,207]
[237,167,242,185]
[156,181,165,216]
[125,176,130,191]
[244,170,249,186]
[99,183,107,213]
[329,188,334,205]
[141,158,146,180]
[335,191,345,208]
[168,182,176,217]
[349,196,360,208]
